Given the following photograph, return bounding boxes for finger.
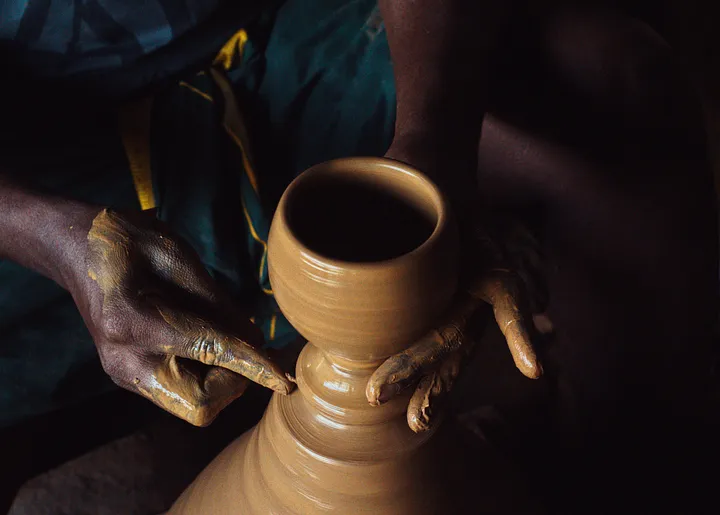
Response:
[125,355,249,427]
[366,296,477,406]
[164,308,294,394]
[474,271,542,379]
[140,299,294,395]
[407,350,463,433]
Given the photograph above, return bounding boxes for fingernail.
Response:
[524,361,543,379]
[279,381,295,395]
[377,383,401,403]
[408,407,432,433]
[268,376,294,395]
[366,384,381,406]
[280,374,297,395]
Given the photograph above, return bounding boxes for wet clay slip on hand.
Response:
[169,157,461,514]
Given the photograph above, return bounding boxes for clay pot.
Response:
[169,157,460,514]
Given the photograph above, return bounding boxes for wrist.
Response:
[0,178,102,290]
[49,200,104,293]
[389,122,483,160]
[386,134,479,201]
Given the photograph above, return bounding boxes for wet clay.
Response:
[168,158,469,514]
[473,269,541,379]
[366,292,479,432]
[87,209,291,426]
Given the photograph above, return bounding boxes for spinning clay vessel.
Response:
[169,157,461,514]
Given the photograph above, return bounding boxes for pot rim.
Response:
[274,156,451,273]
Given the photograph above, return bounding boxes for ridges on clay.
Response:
[169,157,460,514]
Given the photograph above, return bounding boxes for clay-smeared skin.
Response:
[86,209,292,426]
[367,145,545,433]
[375,130,546,431]
[170,159,466,514]
[475,270,541,377]
[367,268,541,433]
[368,0,546,432]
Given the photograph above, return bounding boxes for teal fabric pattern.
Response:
[1,0,267,98]
[0,112,141,427]
[0,0,396,427]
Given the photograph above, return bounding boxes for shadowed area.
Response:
[287,174,437,262]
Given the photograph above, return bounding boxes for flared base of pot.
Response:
[168,342,544,514]
[169,403,545,514]
[168,397,451,514]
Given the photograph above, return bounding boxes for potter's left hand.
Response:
[366,141,545,433]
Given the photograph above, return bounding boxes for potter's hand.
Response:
[366,259,542,432]
[367,145,544,433]
[75,209,292,426]
[367,240,543,432]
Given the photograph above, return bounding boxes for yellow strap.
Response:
[118,97,156,210]
[119,29,248,211]
[241,202,273,295]
[179,80,214,103]
[175,70,271,295]
[213,29,249,71]
[210,67,260,194]
[210,67,273,295]
[269,313,277,341]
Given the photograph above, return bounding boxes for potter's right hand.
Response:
[71,208,293,426]
[366,221,546,433]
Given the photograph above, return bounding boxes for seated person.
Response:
[1,0,716,511]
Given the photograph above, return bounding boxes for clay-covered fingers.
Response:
[152,305,294,395]
[471,270,542,379]
[366,297,478,407]
[133,292,293,395]
[406,350,464,433]
[130,354,250,427]
[85,209,292,425]
[140,235,293,394]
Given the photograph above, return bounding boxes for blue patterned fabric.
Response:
[0,0,267,97]
[0,0,396,427]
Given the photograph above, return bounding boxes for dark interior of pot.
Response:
[285,172,438,262]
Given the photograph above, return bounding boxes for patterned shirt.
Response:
[0,0,264,95]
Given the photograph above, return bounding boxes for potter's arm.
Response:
[0,175,292,426]
[380,0,517,201]
[372,0,545,432]
[367,264,544,432]
[0,176,97,290]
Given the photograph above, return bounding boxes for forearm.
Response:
[0,175,98,290]
[380,0,517,150]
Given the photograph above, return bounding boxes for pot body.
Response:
[169,157,459,514]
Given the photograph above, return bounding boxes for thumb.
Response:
[133,354,250,427]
